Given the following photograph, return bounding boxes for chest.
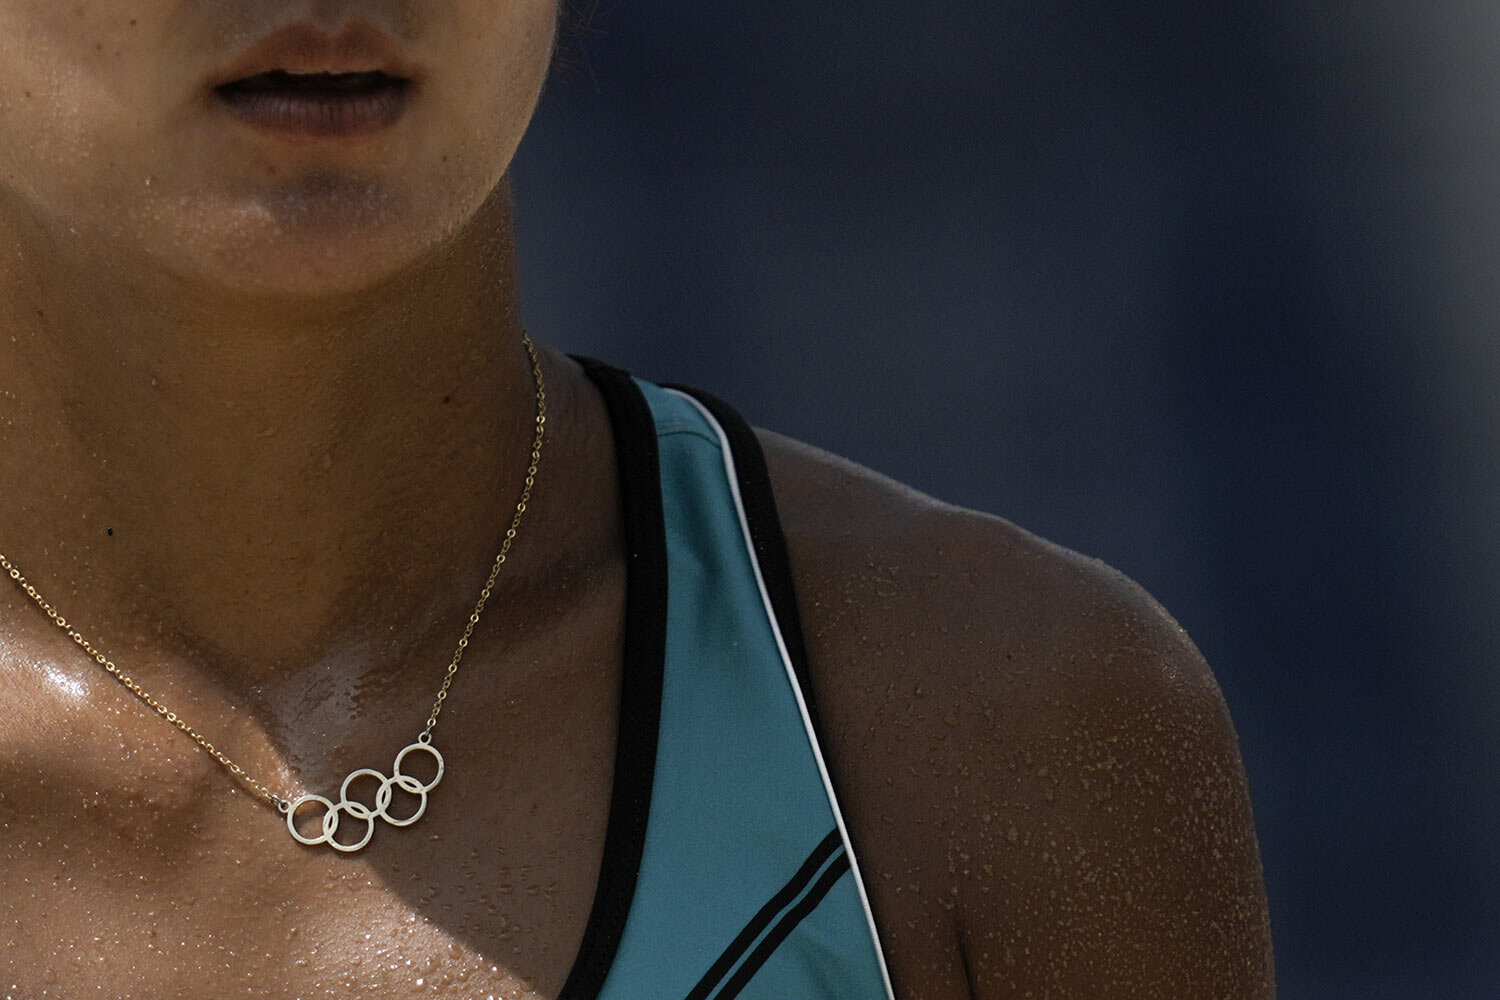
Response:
[0,642,619,1000]
[4,745,611,999]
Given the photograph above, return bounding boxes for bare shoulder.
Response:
[758,430,1275,999]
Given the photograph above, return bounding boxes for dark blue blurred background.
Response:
[512,2,1500,995]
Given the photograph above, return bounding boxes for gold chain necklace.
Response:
[0,332,547,853]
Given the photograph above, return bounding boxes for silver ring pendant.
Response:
[285,741,445,853]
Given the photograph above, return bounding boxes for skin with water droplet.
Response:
[0,0,620,994]
[762,433,1274,995]
[0,3,1269,1000]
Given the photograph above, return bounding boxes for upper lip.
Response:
[210,20,421,90]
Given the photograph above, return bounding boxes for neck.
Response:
[0,184,545,682]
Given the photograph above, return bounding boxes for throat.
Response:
[0,378,545,682]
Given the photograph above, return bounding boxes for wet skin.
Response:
[0,2,1273,997]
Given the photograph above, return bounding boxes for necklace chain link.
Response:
[419,330,547,743]
[1,332,546,829]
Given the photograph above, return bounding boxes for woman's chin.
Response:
[144,187,469,302]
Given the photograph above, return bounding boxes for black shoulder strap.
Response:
[664,384,824,738]
[558,356,668,1000]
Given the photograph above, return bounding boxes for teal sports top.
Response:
[556,362,896,1000]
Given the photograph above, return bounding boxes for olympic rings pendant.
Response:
[284,741,444,853]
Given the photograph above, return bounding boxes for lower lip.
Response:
[213,82,411,140]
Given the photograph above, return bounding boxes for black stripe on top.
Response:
[557,359,671,1000]
[663,385,823,736]
[715,851,853,1000]
[668,382,895,996]
[683,829,846,1000]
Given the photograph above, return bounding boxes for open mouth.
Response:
[217,69,408,96]
[213,70,412,138]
